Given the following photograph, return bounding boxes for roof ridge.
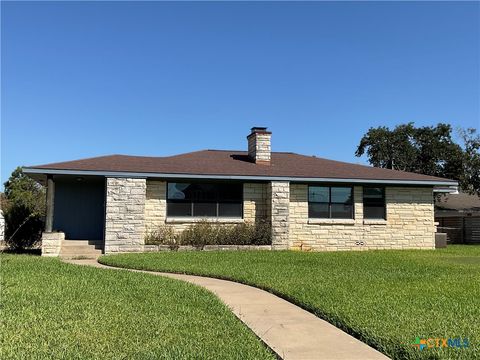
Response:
[205,149,300,155]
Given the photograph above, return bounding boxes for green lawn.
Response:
[100,246,480,360]
[0,254,274,360]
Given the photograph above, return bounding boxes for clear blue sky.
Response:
[2,1,479,186]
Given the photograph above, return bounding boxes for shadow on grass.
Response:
[1,248,41,255]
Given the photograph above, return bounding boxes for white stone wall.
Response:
[269,181,290,250]
[41,232,64,257]
[104,178,146,254]
[289,185,435,251]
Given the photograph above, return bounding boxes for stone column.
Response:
[269,181,290,250]
[42,232,64,257]
[104,178,146,254]
[45,175,55,232]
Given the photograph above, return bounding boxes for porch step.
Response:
[60,249,102,260]
[62,239,103,249]
[60,239,103,259]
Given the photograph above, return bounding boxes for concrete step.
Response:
[60,254,101,260]
[61,239,102,256]
[60,249,102,260]
[60,239,103,260]
[62,239,102,244]
[61,246,102,253]
[62,240,103,249]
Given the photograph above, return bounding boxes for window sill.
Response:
[308,219,355,225]
[363,219,387,225]
[166,217,244,224]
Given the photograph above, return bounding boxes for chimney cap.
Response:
[250,127,271,134]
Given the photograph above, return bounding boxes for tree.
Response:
[459,128,480,195]
[355,123,417,171]
[356,123,479,195]
[2,167,46,250]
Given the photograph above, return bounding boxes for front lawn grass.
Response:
[100,246,480,360]
[0,254,274,360]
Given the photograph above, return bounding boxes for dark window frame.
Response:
[308,185,354,219]
[363,186,386,220]
[166,181,244,218]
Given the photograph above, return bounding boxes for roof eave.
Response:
[22,167,459,187]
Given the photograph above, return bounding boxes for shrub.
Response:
[223,223,252,245]
[144,221,272,249]
[178,221,220,249]
[144,225,178,248]
[3,204,44,251]
[2,167,45,251]
[249,220,272,245]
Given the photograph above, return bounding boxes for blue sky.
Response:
[2,1,479,186]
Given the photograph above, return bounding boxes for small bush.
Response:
[144,221,272,249]
[252,220,272,245]
[223,223,251,245]
[144,225,178,248]
[179,221,219,249]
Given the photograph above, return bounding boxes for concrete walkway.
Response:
[65,259,389,360]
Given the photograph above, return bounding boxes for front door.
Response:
[53,176,105,240]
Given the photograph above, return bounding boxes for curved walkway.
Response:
[65,259,389,360]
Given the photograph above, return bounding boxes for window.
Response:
[363,187,386,219]
[308,186,353,219]
[167,182,243,218]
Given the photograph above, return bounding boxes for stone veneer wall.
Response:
[104,178,146,254]
[289,185,435,251]
[247,133,271,163]
[269,181,290,250]
[41,232,64,257]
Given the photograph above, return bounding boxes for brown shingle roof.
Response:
[25,150,457,184]
[435,192,480,211]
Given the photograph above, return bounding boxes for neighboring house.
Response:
[24,127,457,257]
[435,192,480,244]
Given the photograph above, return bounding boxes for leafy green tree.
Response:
[356,123,478,195]
[355,123,417,171]
[459,128,480,195]
[2,167,45,250]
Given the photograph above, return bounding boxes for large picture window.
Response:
[308,186,353,219]
[363,187,386,219]
[167,182,243,218]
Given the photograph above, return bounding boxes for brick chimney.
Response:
[247,127,272,164]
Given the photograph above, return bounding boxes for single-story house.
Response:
[24,127,458,257]
[435,192,480,244]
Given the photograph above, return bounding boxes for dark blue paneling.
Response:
[53,176,105,240]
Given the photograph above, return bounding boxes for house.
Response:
[24,127,458,256]
[435,192,480,244]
